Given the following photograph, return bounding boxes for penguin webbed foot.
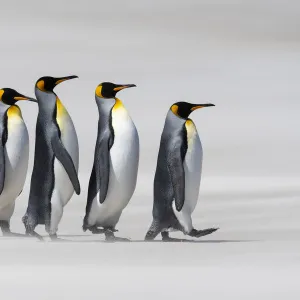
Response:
[188,228,219,238]
[161,231,187,242]
[144,221,161,241]
[0,221,26,237]
[3,231,29,238]
[0,220,10,235]
[89,226,106,234]
[26,230,44,241]
[49,233,67,242]
[104,229,130,242]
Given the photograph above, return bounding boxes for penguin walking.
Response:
[22,76,80,240]
[145,102,218,241]
[83,82,139,242]
[0,88,37,236]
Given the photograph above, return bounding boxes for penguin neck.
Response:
[35,88,57,118]
[0,102,13,118]
[0,101,11,111]
[165,110,187,130]
[95,96,115,128]
[95,96,115,115]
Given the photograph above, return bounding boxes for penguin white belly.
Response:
[172,120,202,233]
[0,111,29,221]
[53,100,79,207]
[89,107,139,228]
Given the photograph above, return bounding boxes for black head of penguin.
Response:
[0,88,37,105]
[170,102,215,119]
[35,75,78,92]
[95,82,136,99]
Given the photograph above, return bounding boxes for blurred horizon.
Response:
[0,0,299,180]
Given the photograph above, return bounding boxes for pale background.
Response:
[0,1,300,299]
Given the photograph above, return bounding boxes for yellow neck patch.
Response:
[7,105,22,118]
[185,119,197,145]
[112,98,124,112]
[56,98,67,130]
[37,80,46,92]
[95,85,103,98]
[185,119,194,128]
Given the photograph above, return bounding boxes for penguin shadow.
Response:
[131,239,258,244]
[53,235,258,244]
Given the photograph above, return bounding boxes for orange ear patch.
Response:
[37,80,46,91]
[95,85,103,97]
[171,104,179,116]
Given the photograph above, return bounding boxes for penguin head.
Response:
[95,82,136,99]
[170,102,215,119]
[0,88,37,105]
[35,75,78,92]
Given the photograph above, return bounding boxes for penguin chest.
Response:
[54,101,79,206]
[0,112,29,211]
[183,120,203,213]
[92,108,139,226]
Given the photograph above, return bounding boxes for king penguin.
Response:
[145,102,218,241]
[22,76,80,240]
[0,88,37,236]
[83,82,139,242]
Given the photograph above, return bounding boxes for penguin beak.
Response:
[113,84,136,92]
[191,103,215,111]
[14,93,37,103]
[55,75,78,86]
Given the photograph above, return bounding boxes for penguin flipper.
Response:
[94,135,111,204]
[0,117,7,195]
[167,139,185,212]
[0,141,5,195]
[51,135,81,195]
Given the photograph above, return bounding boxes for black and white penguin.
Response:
[22,76,80,240]
[83,82,139,241]
[0,88,36,236]
[145,102,218,241]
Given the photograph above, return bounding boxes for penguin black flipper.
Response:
[0,140,5,195]
[0,112,8,195]
[84,136,110,223]
[51,135,81,195]
[167,135,187,212]
[94,132,112,204]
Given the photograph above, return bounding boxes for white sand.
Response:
[0,176,299,299]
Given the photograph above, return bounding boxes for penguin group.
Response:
[0,75,218,242]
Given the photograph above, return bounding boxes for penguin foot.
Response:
[105,229,130,242]
[0,220,11,236]
[2,231,28,238]
[0,221,27,237]
[89,226,106,234]
[105,236,130,242]
[189,228,219,238]
[26,230,44,241]
[161,231,186,242]
[144,221,161,241]
[49,234,68,242]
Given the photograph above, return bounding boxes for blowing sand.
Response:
[0,175,298,299]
